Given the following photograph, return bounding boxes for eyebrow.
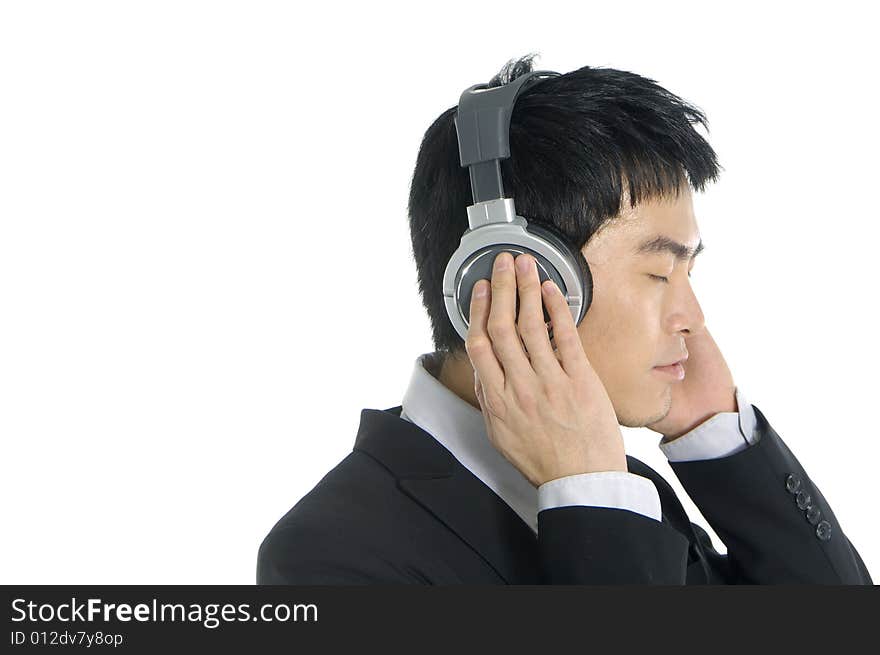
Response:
[633,235,704,262]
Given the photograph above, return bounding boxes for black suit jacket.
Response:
[257,403,873,584]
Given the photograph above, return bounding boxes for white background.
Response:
[1,0,877,584]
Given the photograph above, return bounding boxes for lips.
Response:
[655,355,688,368]
[653,361,686,381]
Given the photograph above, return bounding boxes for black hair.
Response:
[406,53,721,360]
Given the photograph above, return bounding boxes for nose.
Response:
[666,276,705,335]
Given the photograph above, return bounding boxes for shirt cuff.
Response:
[658,386,760,462]
[537,471,662,522]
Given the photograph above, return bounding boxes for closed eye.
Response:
[648,271,693,283]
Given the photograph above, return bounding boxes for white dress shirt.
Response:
[399,352,759,534]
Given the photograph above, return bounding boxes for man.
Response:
[257,56,873,584]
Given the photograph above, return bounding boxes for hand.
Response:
[645,325,737,442]
[465,251,627,487]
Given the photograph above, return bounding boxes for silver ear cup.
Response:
[442,218,592,342]
[455,245,557,326]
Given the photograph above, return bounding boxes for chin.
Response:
[613,385,672,428]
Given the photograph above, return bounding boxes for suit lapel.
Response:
[354,406,540,583]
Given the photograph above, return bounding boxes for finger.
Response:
[474,371,485,408]
[473,371,495,432]
[465,277,505,394]
[514,253,561,378]
[546,322,564,364]
[541,279,589,379]
[487,252,534,381]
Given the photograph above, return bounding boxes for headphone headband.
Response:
[453,70,560,204]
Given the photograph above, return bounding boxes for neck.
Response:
[435,351,481,412]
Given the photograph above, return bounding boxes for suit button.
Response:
[785,474,802,493]
[805,505,822,525]
[816,520,832,541]
[796,490,811,510]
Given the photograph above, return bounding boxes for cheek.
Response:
[579,281,662,371]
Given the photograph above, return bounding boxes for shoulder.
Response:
[261,450,391,545]
[256,450,438,584]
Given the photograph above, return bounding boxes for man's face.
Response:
[577,186,705,427]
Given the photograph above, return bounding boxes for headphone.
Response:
[442,69,593,343]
